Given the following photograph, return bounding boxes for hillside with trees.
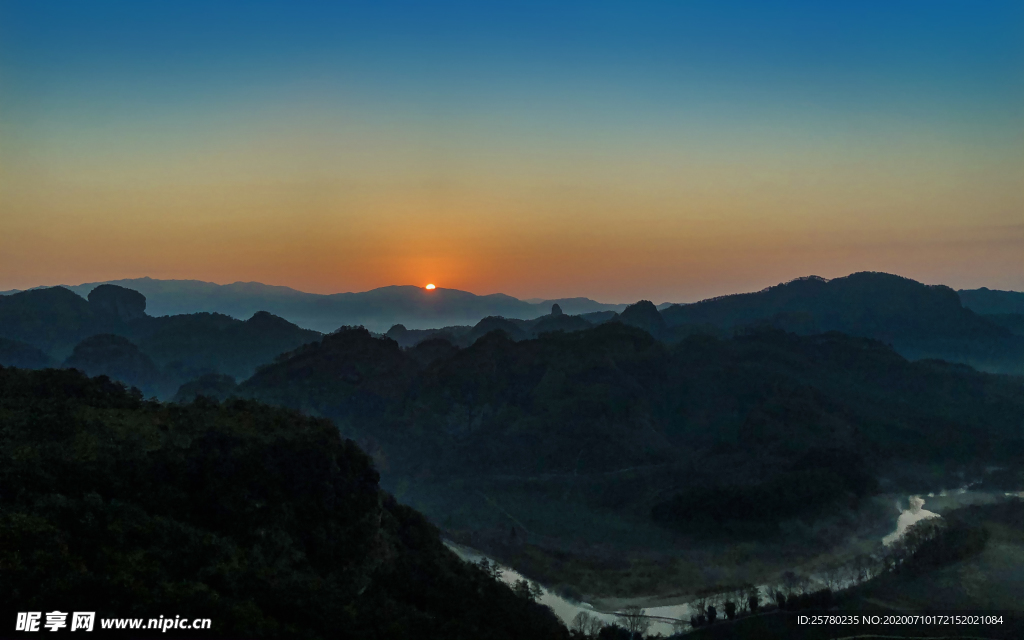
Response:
[0,285,321,398]
[238,320,1024,586]
[661,272,1024,373]
[0,366,568,639]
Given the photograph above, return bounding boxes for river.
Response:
[445,487,1022,636]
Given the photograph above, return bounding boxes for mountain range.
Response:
[1,275,1017,342]
[2,272,1023,402]
[1,278,629,333]
[233,319,1024,596]
[0,284,320,397]
[2,271,1024,609]
[660,272,1024,373]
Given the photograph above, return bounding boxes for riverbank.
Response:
[444,489,1019,614]
[451,494,1024,636]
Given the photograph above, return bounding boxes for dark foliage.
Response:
[662,272,1024,373]
[88,284,147,322]
[173,373,238,403]
[0,366,568,639]
[132,310,321,383]
[983,313,1024,337]
[0,338,55,369]
[650,450,878,535]
[958,287,1024,315]
[0,286,321,397]
[242,321,1024,537]
[616,300,667,338]
[63,334,168,398]
[0,287,99,359]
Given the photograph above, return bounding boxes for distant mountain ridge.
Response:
[0,284,321,397]
[958,287,1024,315]
[661,272,1024,373]
[4,276,1017,334]
[4,273,1023,374]
[1,278,629,333]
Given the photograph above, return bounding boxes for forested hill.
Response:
[661,272,1024,373]
[239,323,1024,542]
[0,285,321,398]
[959,287,1024,315]
[0,366,568,640]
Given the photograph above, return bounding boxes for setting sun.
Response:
[425,284,435,290]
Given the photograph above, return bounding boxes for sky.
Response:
[1,1,1021,303]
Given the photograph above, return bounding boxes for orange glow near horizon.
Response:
[2,3,1023,303]
[1,91,1021,302]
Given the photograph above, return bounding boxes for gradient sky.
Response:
[1,1,1021,302]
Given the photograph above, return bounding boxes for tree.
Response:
[773,590,786,609]
[597,624,630,640]
[781,570,800,594]
[747,595,759,614]
[852,554,874,583]
[693,594,709,618]
[820,563,842,592]
[724,600,736,620]
[572,611,592,635]
[513,579,543,601]
[747,586,760,614]
[706,605,717,624]
[477,558,503,581]
[617,605,651,637]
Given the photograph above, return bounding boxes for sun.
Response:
[425,284,436,290]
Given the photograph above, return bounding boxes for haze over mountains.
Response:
[1,278,630,333]
[2,272,1023,396]
[2,274,1017,343]
[0,284,320,397]
[3,269,1024,633]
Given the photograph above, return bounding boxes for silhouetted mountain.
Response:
[460,316,531,345]
[64,334,168,397]
[240,327,417,421]
[616,300,668,338]
[662,272,1024,373]
[241,322,1024,547]
[0,338,55,369]
[525,312,592,337]
[385,323,470,349]
[385,309,596,350]
[959,287,1024,315]
[580,310,618,324]
[88,283,147,322]
[53,277,625,332]
[538,297,629,316]
[0,287,99,359]
[130,310,321,383]
[0,366,568,640]
[0,286,320,397]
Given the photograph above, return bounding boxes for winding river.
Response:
[445,487,1022,636]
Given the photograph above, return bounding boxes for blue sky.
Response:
[1,1,1021,299]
